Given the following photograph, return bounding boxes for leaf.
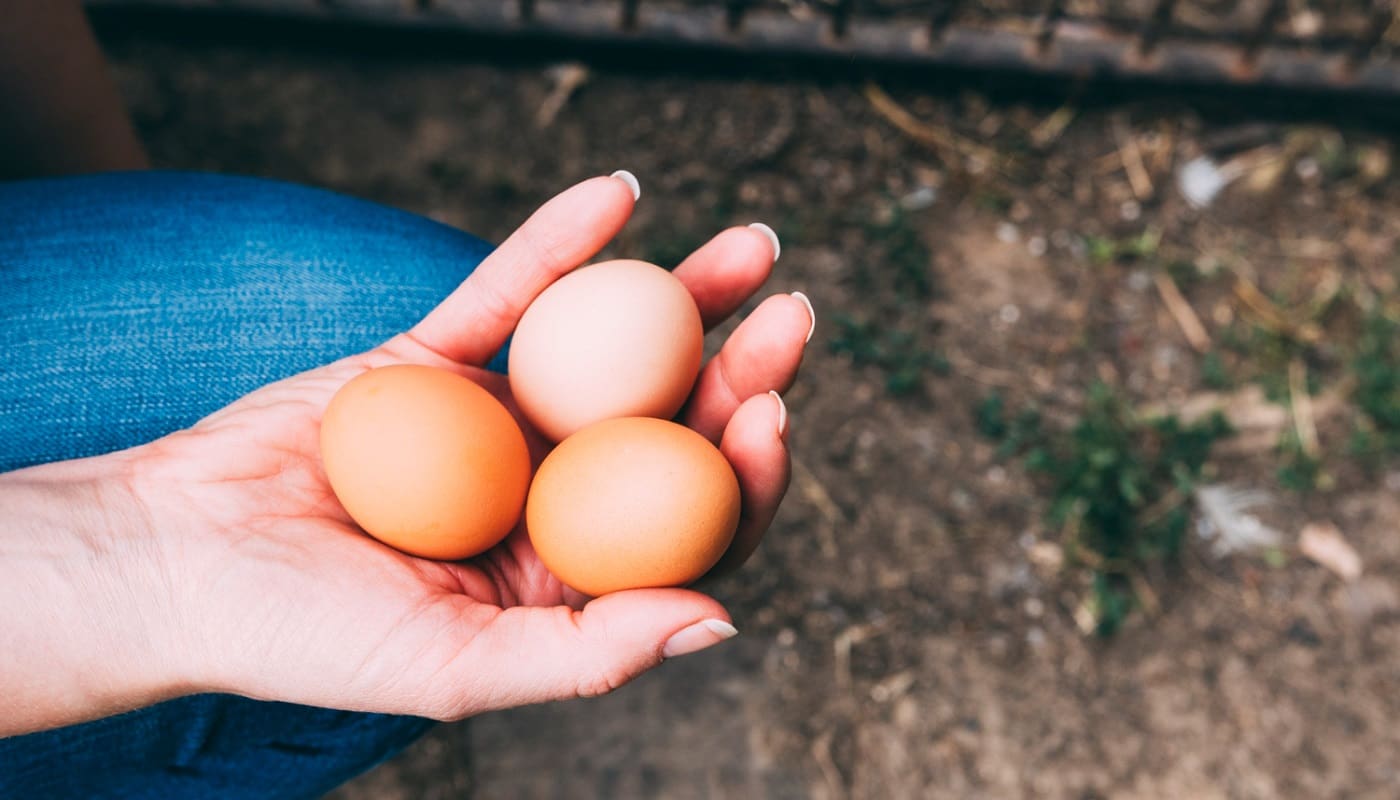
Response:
[1299,521,1362,581]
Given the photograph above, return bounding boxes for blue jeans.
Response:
[0,172,502,798]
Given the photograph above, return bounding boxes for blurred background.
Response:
[86,1,1400,797]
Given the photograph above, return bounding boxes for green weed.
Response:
[1166,258,1201,289]
[859,208,934,299]
[980,384,1229,635]
[1200,350,1232,390]
[1083,229,1161,266]
[829,314,947,396]
[1276,428,1325,493]
[973,191,1013,214]
[975,391,1043,458]
[1352,310,1400,454]
[831,205,941,396]
[1242,326,1311,404]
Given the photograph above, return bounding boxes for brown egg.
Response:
[320,364,530,560]
[508,259,704,442]
[526,417,741,596]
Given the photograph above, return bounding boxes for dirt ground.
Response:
[97,16,1400,799]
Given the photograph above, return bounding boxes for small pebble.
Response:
[899,185,938,211]
[1177,156,1229,209]
[951,488,974,513]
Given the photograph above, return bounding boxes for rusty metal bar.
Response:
[1242,0,1288,66]
[832,0,855,40]
[1348,0,1395,70]
[1034,0,1066,54]
[1137,0,1176,56]
[725,0,747,33]
[82,0,1400,96]
[620,0,639,32]
[929,0,963,41]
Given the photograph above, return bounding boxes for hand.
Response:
[1,175,811,734]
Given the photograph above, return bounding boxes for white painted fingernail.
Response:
[791,291,816,344]
[662,619,738,658]
[610,170,641,201]
[748,222,781,262]
[769,390,788,439]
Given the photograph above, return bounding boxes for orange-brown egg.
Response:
[320,364,530,560]
[526,417,741,596]
[508,259,704,442]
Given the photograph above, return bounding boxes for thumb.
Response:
[447,590,737,716]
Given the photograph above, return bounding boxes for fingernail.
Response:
[748,222,781,262]
[610,170,641,201]
[791,291,816,344]
[769,390,788,439]
[662,618,738,658]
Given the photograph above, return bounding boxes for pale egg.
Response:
[508,260,704,442]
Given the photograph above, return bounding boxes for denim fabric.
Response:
[1,170,504,474]
[1,697,434,800]
[0,172,501,798]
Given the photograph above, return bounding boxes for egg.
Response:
[320,364,531,560]
[526,416,741,596]
[508,259,704,442]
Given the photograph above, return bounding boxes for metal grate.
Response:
[86,0,1400,95]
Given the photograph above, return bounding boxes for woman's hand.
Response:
[0,175,811,736]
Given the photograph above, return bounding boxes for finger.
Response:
[445,590,735,715]
[681,292,812,443]
[711,392,790,575]
[671,224,779,330]
[409,173,639,365]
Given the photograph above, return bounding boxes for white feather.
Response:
[1194,484,1282,556]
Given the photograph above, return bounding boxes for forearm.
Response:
[0,455,188,738]
[0,0,148,179]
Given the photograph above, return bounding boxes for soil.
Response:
[98,17,1400,799]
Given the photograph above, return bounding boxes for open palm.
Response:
[128,176,810,720]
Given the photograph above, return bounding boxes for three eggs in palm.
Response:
[319,260,742,596]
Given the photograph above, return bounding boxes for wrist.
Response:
[0,451,196,737]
